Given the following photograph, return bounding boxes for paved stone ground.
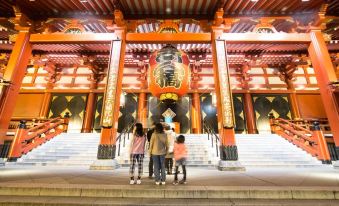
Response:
[0,165,338,187]
[1,166,339,205]
[1,196,339,206]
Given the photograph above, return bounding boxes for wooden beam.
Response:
[219,33,311,43]
[126,32,211,43]
[30,33,118,44]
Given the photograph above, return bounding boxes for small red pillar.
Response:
[243,92,258,134]
[191,92,202,134]
[82,89,97,133]
[137,92,147,126]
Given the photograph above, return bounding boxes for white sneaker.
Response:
[161,181,166,185]
[155,182,160,185]
[136,179,141,185]
[129,179,135,185]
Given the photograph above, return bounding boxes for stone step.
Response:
[1,196,339,206]
[12,133,326,168]
[0,184,338,201]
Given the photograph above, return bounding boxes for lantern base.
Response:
[160,93,178,102]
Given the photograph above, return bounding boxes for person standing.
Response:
[149,123,169,185]
[129,123,147,185]
[146,123,155,178]
[173,135,188,185]
[165,127,175,174]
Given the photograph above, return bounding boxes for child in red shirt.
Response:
[173,135,187,185]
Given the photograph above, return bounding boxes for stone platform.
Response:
[0,166,339,205]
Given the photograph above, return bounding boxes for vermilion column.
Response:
[137,92,147,126]
[0,32,32,155]
[308,30,339,151]
[211,29,239,166]
[82,83,97,133]
[39,82,53,118]
[97,32,126,160]
[286,79,301,119]
[243,92,258,134]
[191,92,202,134]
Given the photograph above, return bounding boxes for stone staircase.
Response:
[5,132,328,168]
[116,134,217,167]
[236,134,326,167]
[6,133,100,167]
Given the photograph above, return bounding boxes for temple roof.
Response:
[0,0,338,19]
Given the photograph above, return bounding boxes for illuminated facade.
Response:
[0,0,338,165]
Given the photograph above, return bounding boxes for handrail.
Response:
[7,113,70,161]
[116,120,136,157]
[203,120,220,157]
[8,117,52,133]
[289,118,331,136]
[269,114,331,163]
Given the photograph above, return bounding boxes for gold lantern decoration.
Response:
[148,45,190,102]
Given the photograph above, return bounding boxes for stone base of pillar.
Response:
[217,160,245,171]
[220,145,238,161]
[0,158,5,167]
[97,144,116,159]
[0,158,5,166]
[0,144,4,158]
[333,161,339,169]
[89,159,120,170]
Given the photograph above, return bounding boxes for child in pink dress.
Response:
[129,123,146,185]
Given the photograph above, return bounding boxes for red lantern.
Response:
[148,45,190,102]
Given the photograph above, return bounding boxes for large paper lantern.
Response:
[149,45,190,102]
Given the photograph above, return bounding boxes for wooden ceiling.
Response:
[0,0,338,19]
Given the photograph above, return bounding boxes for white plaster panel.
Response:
[309,77,318,84]
[230,76,239,85]
[200,76,214,84]
[38,68,48,74]
[58,76,73,84]
[229,68,238,74]
[62,68,75,74]
[200,67,213,74]
[268,77,285,84]
[122,76,139,84]
[293,76,307,84]
[307,67,315,74]
[266,68,277,74]
[74,76,90,84]
[249,77,265,84]
[294,67,304,74]
[99,76,107,84]
[34,76,47,84]
[26,67,35,73]
[76,67,91,74]
[22,76,33,83]
[124,67,139,74]
[249,67,264,74]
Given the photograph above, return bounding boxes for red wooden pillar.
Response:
[308,30,339,153]
[191,92,202,134]
[137,92,147,126]
[211,28,239,165]
[82,85,97,133]
[0,32,32,155]
[243,92,258,134]
[39,83,53,118]
[286,79,301,119]
[97,30,126,160]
